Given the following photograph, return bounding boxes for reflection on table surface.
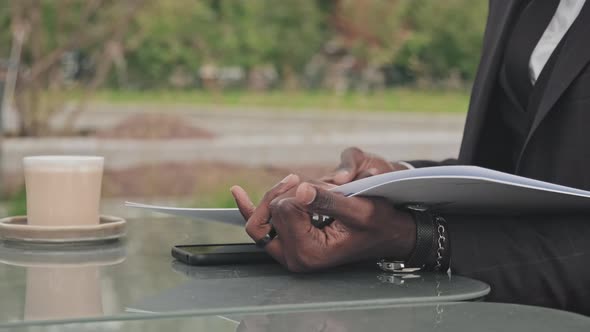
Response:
[130,262,488,314]
[0,218,489,327]
[4,302,590,332]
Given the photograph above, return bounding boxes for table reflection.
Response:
[128,261,484,315]
[25,265,103,320]
[231,302,590,332]
[0,240,126,321]
[0,219,490,328]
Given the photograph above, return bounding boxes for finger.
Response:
[230,185,256,220]
[244,174,300,264]
[260,237,286,266]
[230,186,284,264]
[271,198,357,271]
[354,168,378,180]
[327,147,365,185]
[306,179,338,191]
[270,197,313,241]
[269,197,322,270]
[254,173,300,221]
[244,213,286,265]
[295,182,375,228]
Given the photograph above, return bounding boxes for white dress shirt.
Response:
[529,0,586,84]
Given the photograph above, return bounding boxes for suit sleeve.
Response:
[404,158,459,168]
[447,213,590,315]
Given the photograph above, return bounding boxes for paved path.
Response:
[3,104,466,174]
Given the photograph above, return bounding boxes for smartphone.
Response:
[171,243,274,266]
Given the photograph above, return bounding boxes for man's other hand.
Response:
[321,147,408,185]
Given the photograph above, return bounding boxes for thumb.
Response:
[331,147,364,184]
[295,182,373,227]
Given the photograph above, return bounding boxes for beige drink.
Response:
[24,156,104,226]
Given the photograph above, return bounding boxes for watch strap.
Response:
[406,209,435,269]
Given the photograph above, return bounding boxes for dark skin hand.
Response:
[321,147,409,185]
[231,174,416,272]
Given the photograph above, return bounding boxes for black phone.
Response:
[171,243,274,266]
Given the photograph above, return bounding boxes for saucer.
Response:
[0,215,126,244]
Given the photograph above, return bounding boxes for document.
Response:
[126,166,590,225]
[125,201,245,226]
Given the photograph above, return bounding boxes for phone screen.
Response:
[179,244,264,255]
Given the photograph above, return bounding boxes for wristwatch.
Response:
[378,207,451,273]
[377,205,435,273]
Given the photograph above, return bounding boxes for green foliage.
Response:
[7,187,27,216]
[2,0,488,88]
[395,0,488,81]
[125,1,215,87]
[337,0,414,67]
[125,0,326,88]
[0,2,11,58]
[81,88,470,113]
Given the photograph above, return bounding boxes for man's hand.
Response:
[231,177,416,272]
[321,147,408,185]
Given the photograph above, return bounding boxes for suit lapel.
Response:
[459,0,521,164]
[517,1,590,169]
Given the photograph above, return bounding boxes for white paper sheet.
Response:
[335,166,590,213]
[126,166,590,224]
[125,202,244,225]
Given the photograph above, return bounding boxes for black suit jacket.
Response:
[410,0,590,314]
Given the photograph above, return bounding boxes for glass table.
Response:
[3,302,589,332]
[0,218,490,327]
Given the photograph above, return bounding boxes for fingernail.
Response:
[333,169,351,184]
[297,183,317,205]
[367,168,378,175]
[280,174,294,183]
[336,169,350,176]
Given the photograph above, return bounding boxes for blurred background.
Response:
[0,0,487,218]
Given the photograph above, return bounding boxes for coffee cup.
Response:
[23,156,104,227]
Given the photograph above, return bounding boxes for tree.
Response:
[393,0,488,84]
[331,0,413,67]
[7,0,145,136]
[125,0,327,89]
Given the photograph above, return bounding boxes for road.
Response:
[3,104,466,173]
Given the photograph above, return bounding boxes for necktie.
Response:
[503,0,560,108]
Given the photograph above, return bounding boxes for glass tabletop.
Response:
[3,302,589,332]
[0,218,490,327]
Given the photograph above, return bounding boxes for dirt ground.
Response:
[94,113,216,139]
[103,161,331,197]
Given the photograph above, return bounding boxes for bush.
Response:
[7,187,27,216]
